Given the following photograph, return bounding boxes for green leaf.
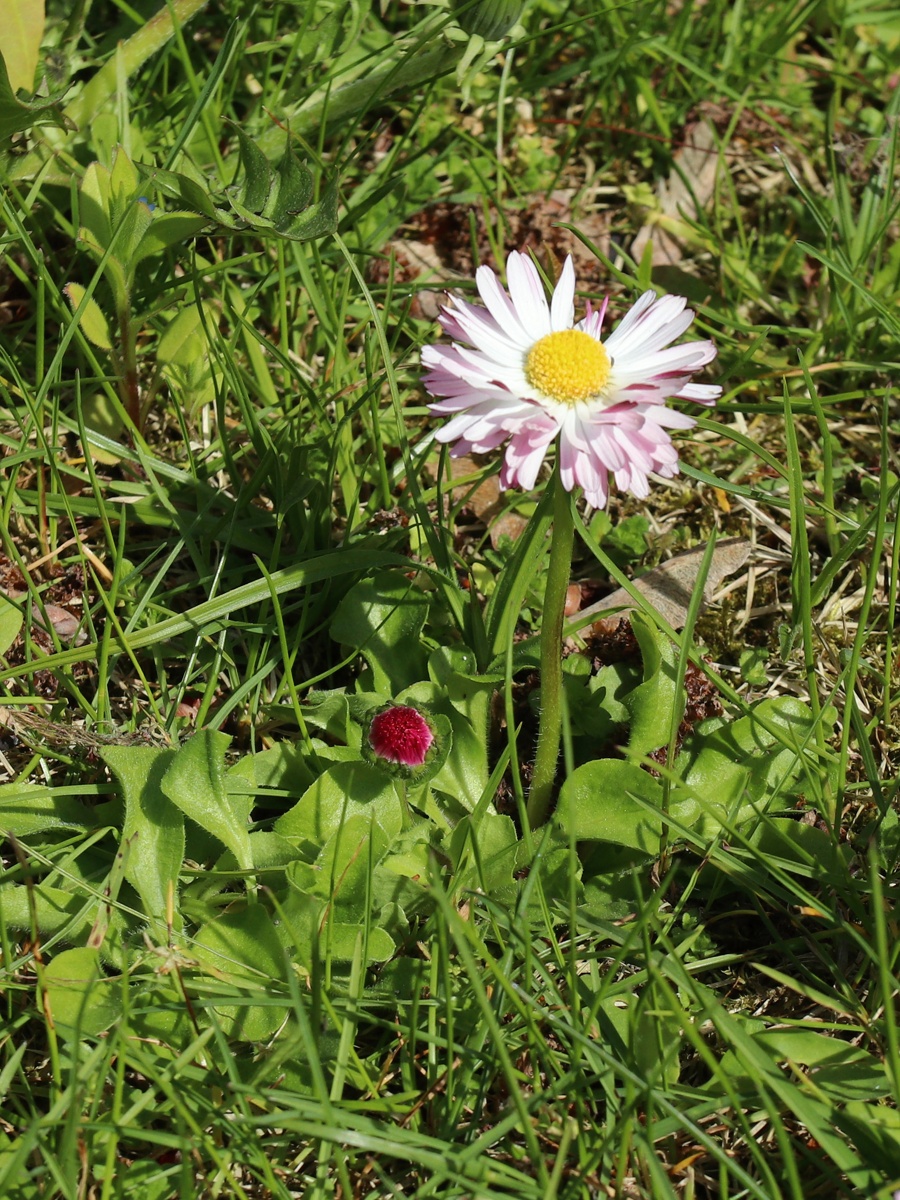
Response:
[554,760,664,853]
[739,647,770,686]
[747,817,850,880]
[78,160,114,253]
[288,813,390,915]
[161,730,253,873]
[450,809,519,902]
[604,513,650,565]
[0,784,120,836]
[371,824,435,914]
[110,196,155,270]
[673,696,834,829]
[80,392,125,462]
[0,881,110,945]
[276,890,395,967]
[193,905,290,1040]
[714,1028,890,1104]
[278,174,338,240]
[230,125,272,213]
[0,50,68,143]
[835,1101,900,1181]
[227,742,317,797]
[299,689,356,745]
[274,760,403,847]
[42,947,121,1038]
[64,283,113,350]
[0,594,23,656]
[626,610,682,758]
[132,210,208,265]
[330,569,430,693]
[156,304,206,367]
[101,745,183,930]
[0,0,44,94]
[265,144,313,222]
[143,162,218,219]
[108,144,141,227]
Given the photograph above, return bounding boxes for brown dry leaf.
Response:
[445,456,528,546]
[1,585,88,646]
[32,601,88,645]
[631,121,730,268]
[579,537,751,633]
[388,190,612,294]
[383,238,458,320]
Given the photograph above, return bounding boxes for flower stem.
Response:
[526,461,575,829]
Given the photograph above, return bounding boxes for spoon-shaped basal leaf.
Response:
[625,611,683,758]
[101,745,184,931]
[161,729,253,874]
[330,568,430,693]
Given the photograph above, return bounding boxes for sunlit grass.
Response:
[0,0,898,1196]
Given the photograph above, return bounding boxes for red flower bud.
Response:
[368,705,435,768]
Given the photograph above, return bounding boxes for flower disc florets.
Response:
[421,251,722,509]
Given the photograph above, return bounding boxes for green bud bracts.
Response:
[452,0,525,40]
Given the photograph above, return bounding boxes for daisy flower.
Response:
[421,251,722,510]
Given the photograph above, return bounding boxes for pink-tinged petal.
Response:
[503,440,547,491]
[434,400,531,444]
[578,296,609,340]
[612,426,654,473]
[550,256,576,331]
[421,251,719,504]
[422,343,526,394]
[593,426,629,472]
[612,339,718,385]
[675,382,721,404]
[605,297,695,360]
[559,426,604,503]
[449,426,511,455]
[599,291,657,350]
[505,252,552,341]
[628,469,651,499]
[476,264,534,346]
[641,406,696,430]
[441,296,527,364]
[500,415,558,491]
[427,386,515,411]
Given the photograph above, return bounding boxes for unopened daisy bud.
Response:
[370,705,434,767]
[452,0,524,40]
[363,703,452,784]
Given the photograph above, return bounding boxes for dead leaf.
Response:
[32,601,88,645]
[631,121,730,268]
[444,456,528,546]
[577,537,751,633]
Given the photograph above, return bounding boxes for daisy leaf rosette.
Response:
[362,703,452,785]
[421,251,722,509]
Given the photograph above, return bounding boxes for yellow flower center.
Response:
[524,329,611,405]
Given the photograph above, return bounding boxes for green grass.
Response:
[1,0,900,1196]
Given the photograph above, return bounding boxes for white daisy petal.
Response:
[550,256,576,332]
[505,253,552,341]
[421,252,719,507]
